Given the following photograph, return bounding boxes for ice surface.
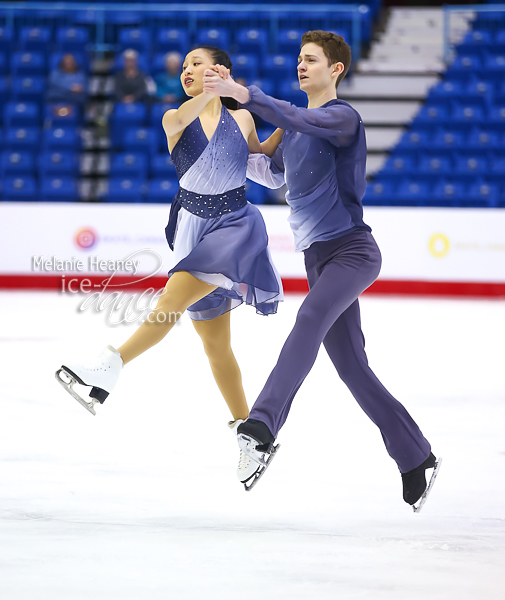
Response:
[0,291,504,599]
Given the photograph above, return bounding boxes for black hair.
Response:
[193,45,239,110]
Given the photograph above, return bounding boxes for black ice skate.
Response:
[236,419,280,491]
[402,452,443,513]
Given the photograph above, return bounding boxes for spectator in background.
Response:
[47,53,87,106]
[114,49,154,104]
[154,52,185,104]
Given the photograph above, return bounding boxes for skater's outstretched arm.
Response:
[203,69,358,147]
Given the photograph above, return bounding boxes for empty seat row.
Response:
[380,155,505,179]
[412,105,505,129]
[396,129,505,152]
[427,79,505,107]
[0,126,81,149]
[364,180,504,208]
[0,51,89,75]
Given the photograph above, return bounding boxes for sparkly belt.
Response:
[165,185,247,250]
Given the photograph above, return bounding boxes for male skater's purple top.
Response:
[244,85,371,251]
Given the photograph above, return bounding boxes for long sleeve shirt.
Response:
[114,70,149,102]
[243,85,371,252]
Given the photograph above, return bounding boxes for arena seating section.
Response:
[365,10,505,208]
[2,3,504,207]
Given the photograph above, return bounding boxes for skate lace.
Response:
[238,449,250,471]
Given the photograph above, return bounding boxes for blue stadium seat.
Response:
[150,154,177,178]
[448,104,485,130]
[393,180,430,206]
[0,77,8,110]
[0,151,35,177]
[0,27,14,56]
[123,127,159,156]
[2,176,38,201]
[145,178,178,203]
[4,102,40,128]
[464,80,494,109]
[0,52,7,76]
[495,29,505,51]
[418,155,452,181]
[413,105,448,129]
[249,79,275,96]
[466,130,499,154]
[380,155,415,178]
[110,103,147,144]
[431,129,465,155]
[445,55,481,81]
[156,28,189,54]
[150,103,178,128]
[11,52,47,77]
[496,81,505,105]
[488,157,505,185]
[19,27,52,52]
[43,127,80,150]
[110,153,148,179]
[426,80,464,106]
[362,181,394,206]
[57,27,89,53]
[487,106,505,131]
[278,80,306,106]
[483,53,505,80]
[230,54,259,80]
[44,104,81,127]
[236,29,268,57]
[262,55,297,80]
[104,178,145,203]
[466,183,499,207]
[119,28,151,54]
[38,151,79,177]
[455,156,488,181]
[11,77,46,106]
[431,182,466,207]
[5,127,40,151]
[152,52,171,76]
[457,30,493,57]
[277,29,305,54]
[41,177,78,202]
[196,29,229,50]
[395,130,430,153]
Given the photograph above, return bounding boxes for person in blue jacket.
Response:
[203,30,441,510]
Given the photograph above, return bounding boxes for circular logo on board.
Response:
[75,228,97,249]
[428,233,450,258]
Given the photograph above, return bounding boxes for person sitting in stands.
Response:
[114,49,154,104]
[47,53,87,106]
[154,52,185,104]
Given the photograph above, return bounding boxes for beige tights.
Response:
[117,271,248,420]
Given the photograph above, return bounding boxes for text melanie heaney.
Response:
[31,256,141,274]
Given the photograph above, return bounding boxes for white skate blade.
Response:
[55,368,98,416]
[413,456,443,513]
[237,433,280,492]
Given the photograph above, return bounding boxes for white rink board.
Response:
[1,202,505,282]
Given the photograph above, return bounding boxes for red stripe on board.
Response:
[0,274,504,298]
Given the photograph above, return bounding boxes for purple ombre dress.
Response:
[164,105,283,321]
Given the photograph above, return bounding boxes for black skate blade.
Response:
[243,443,280,492]
[413,456,443,513]
[55,368,97,416]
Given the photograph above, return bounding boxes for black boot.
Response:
[237,419,275,452]
[402,452,437,505]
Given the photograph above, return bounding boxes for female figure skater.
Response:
[56,47,283,466]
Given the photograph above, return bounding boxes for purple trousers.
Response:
[249,229,431,473]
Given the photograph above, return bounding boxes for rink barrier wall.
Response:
[1,203,504,298]
[1,274,505,297]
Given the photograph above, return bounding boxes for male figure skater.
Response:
[203,31,441,511]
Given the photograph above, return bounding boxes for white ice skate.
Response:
[228,419,261,485]
[237,433,280,492]
[55,345,123,415]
